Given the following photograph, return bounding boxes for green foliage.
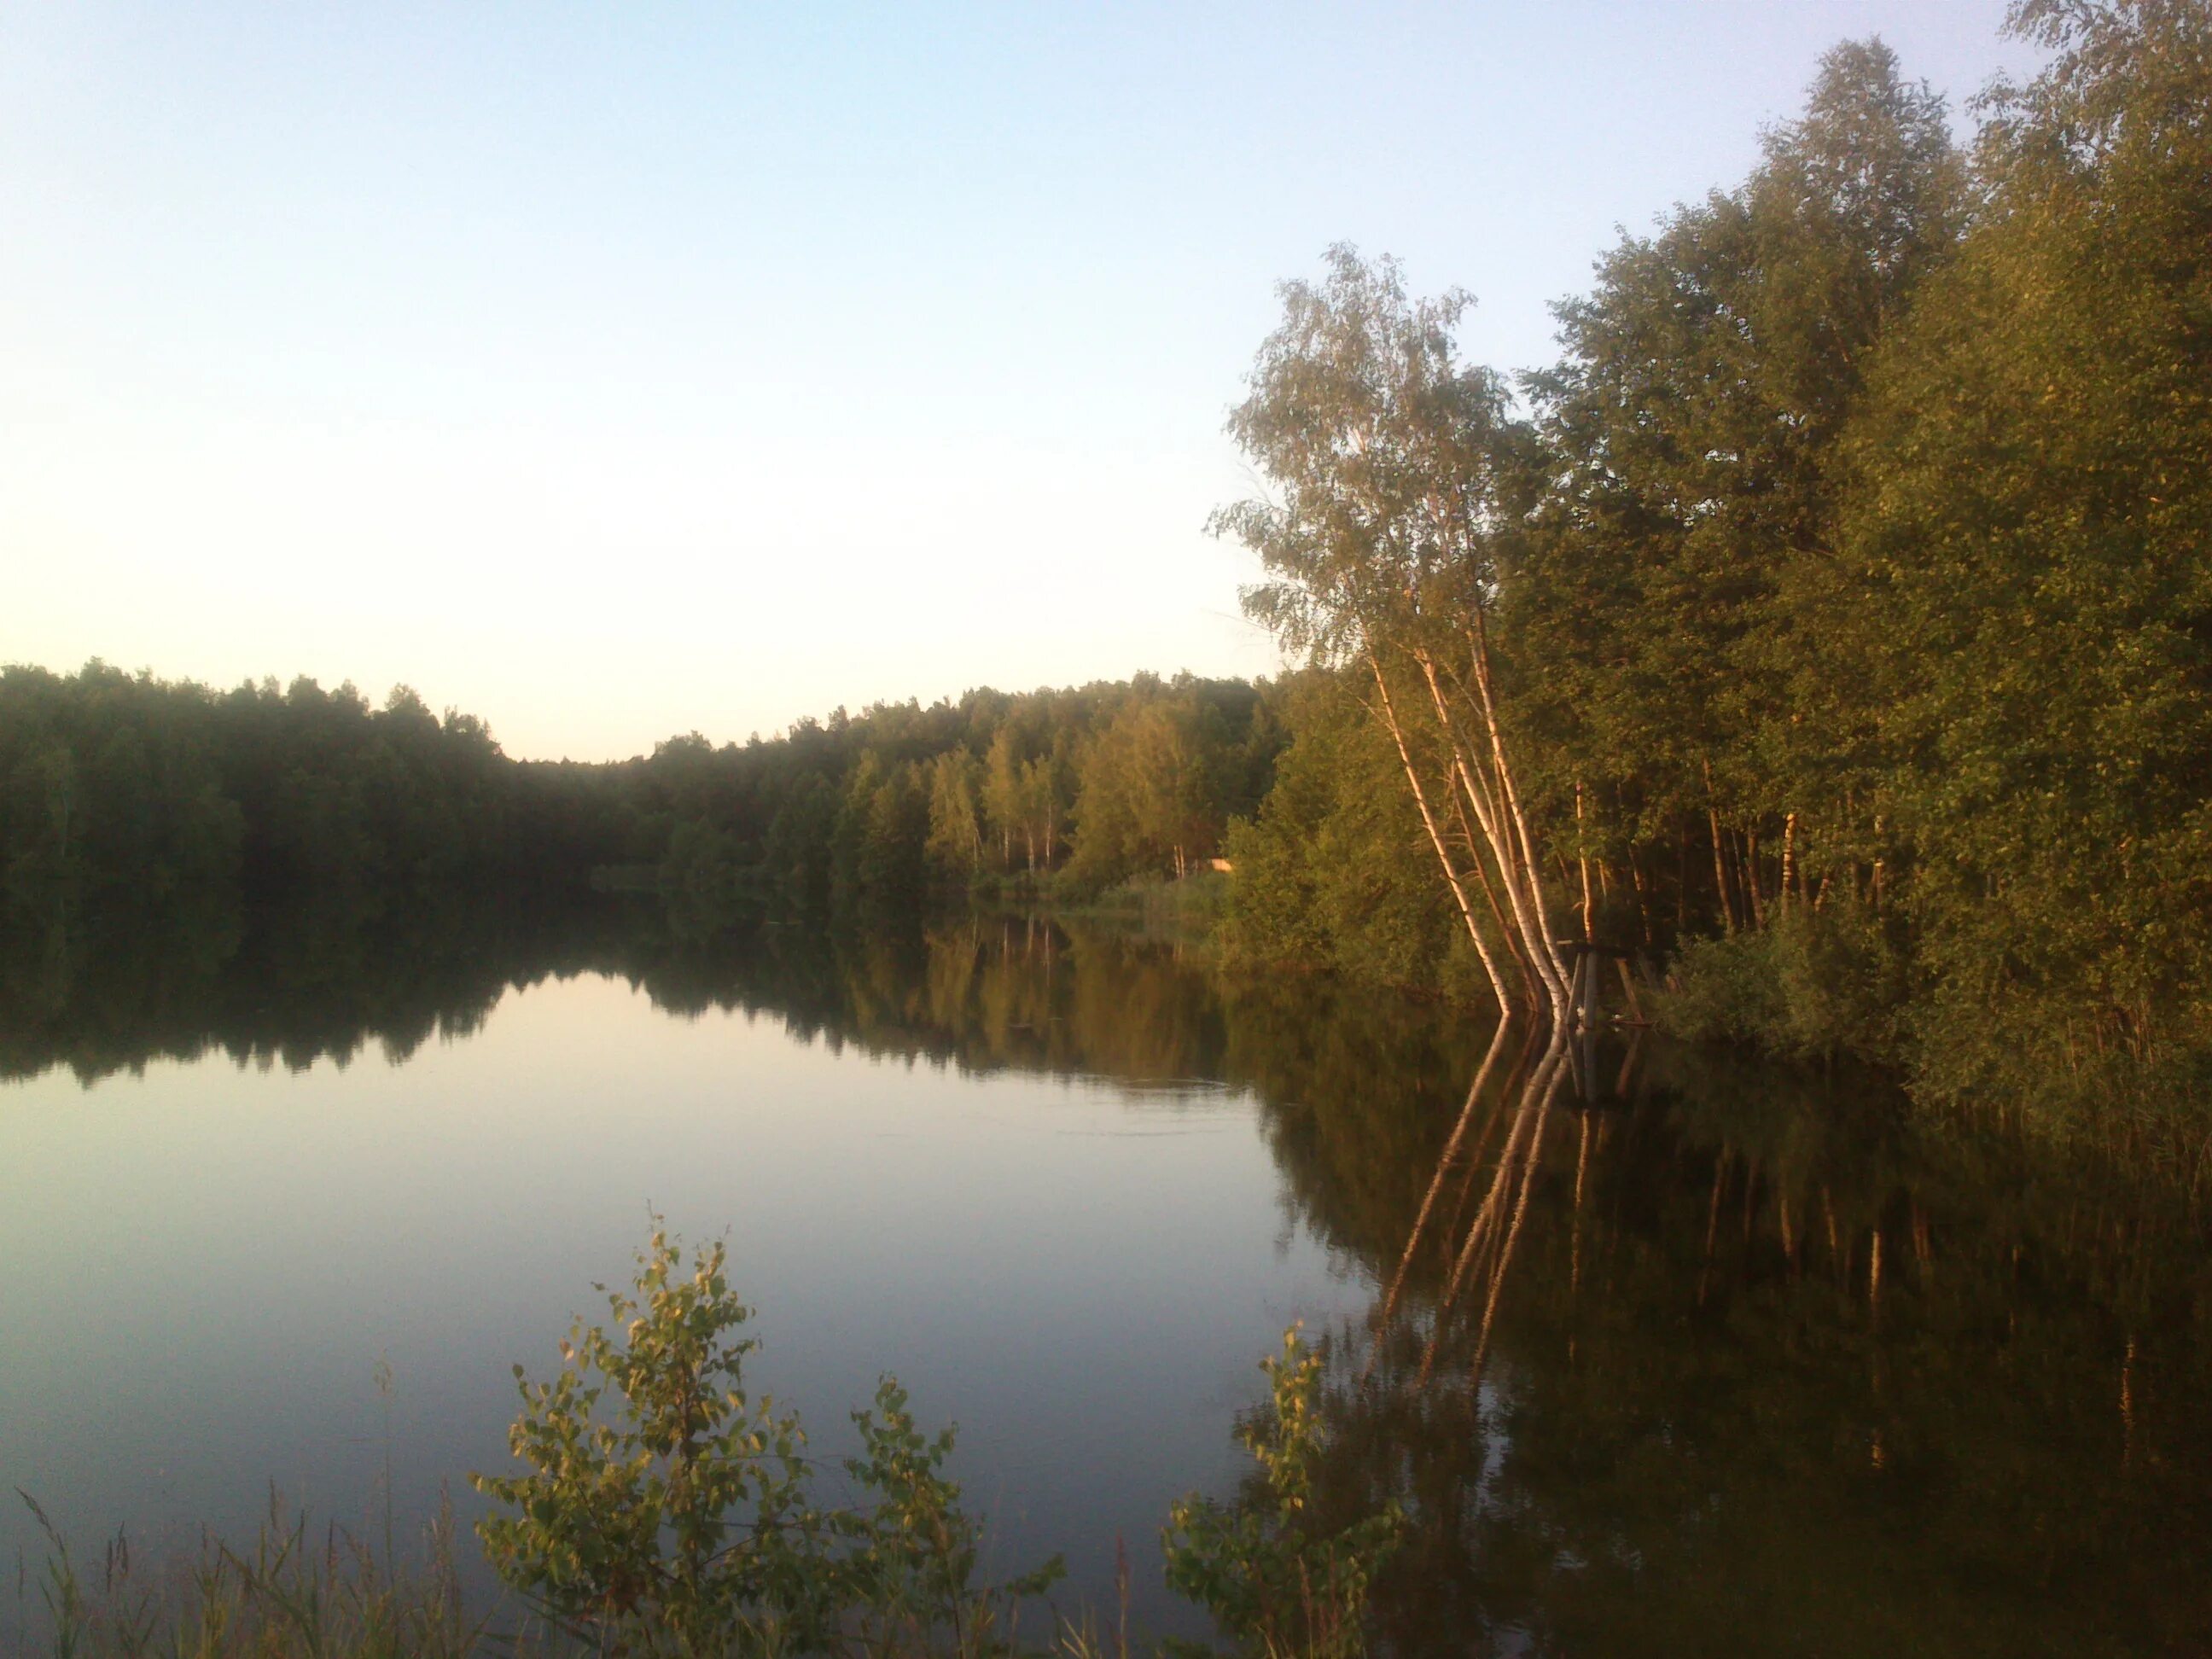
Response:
[1161,1327,1403,1659]
[1219,675,1481,998]
[924,751,988,882]
[833,1382,1068,1653]
[470,1225,801,1644]
[470,1222,1062,1656]
[1066,696,1222,887]
[1487,5,2208,1134]
[0,664,1286,930]
[1659,898,1908,1065]
[0,663,529,905]
[1511,36,1962,883]
[1819,0,2212,1103]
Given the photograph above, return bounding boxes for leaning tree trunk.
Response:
[1445,764,1540,1002]
[1367,650,1516,1016]
[1466,619,1572,999]
[1417,633,1571,1024]
[1421,660,1556,1018]
[1406,650,1545,1007]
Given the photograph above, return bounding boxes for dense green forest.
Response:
[3,4,2206,1152]
[0,662,1280,917]
[1220,3,2212,1155]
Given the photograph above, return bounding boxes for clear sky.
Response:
[2,2,2040,761]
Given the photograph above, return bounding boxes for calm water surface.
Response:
[2,901,2207,1654]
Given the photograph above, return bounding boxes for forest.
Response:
[0,661,1279,913]
[1218,2,2212,1153]
[3,3,2206,1153]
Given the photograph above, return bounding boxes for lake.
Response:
[3,897,2208,1654]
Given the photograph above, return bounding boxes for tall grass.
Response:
[1052,872,1231,941]
[10,1498,1148,1659]
[12,1487,515,1659]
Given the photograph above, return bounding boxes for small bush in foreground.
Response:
[470,1220,1063,1656]
[1161,1327,1403,1659]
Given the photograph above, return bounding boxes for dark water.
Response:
[2,895,2208,1655]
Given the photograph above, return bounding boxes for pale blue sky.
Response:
[2,3,2037,760]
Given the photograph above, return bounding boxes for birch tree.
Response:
[1215,247,1570,1022]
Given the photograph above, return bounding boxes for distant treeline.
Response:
[0,661,1281,915]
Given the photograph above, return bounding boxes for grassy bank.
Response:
[1653,903,2212,1196]
[1042,870,1231,942]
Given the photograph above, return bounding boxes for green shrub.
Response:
[470,1220,1062,1656]
[12,1487,494,1659]
[1659,900,1906,1065]
[1160,1327,1402,1659]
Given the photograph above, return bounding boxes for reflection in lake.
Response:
[1303,1035,2212,1656]
[2,894,2208,1654]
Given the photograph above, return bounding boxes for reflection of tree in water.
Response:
[0,889,564,1082]
[0,894,1455,1100]
[1274,1023,2212,1657]
[625,911,1237,1084]
[7,895,2209,1653]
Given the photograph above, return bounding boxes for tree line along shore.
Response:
[4,4,2208,1168]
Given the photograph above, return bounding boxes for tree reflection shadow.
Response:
[1297,1017,2212,1658]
